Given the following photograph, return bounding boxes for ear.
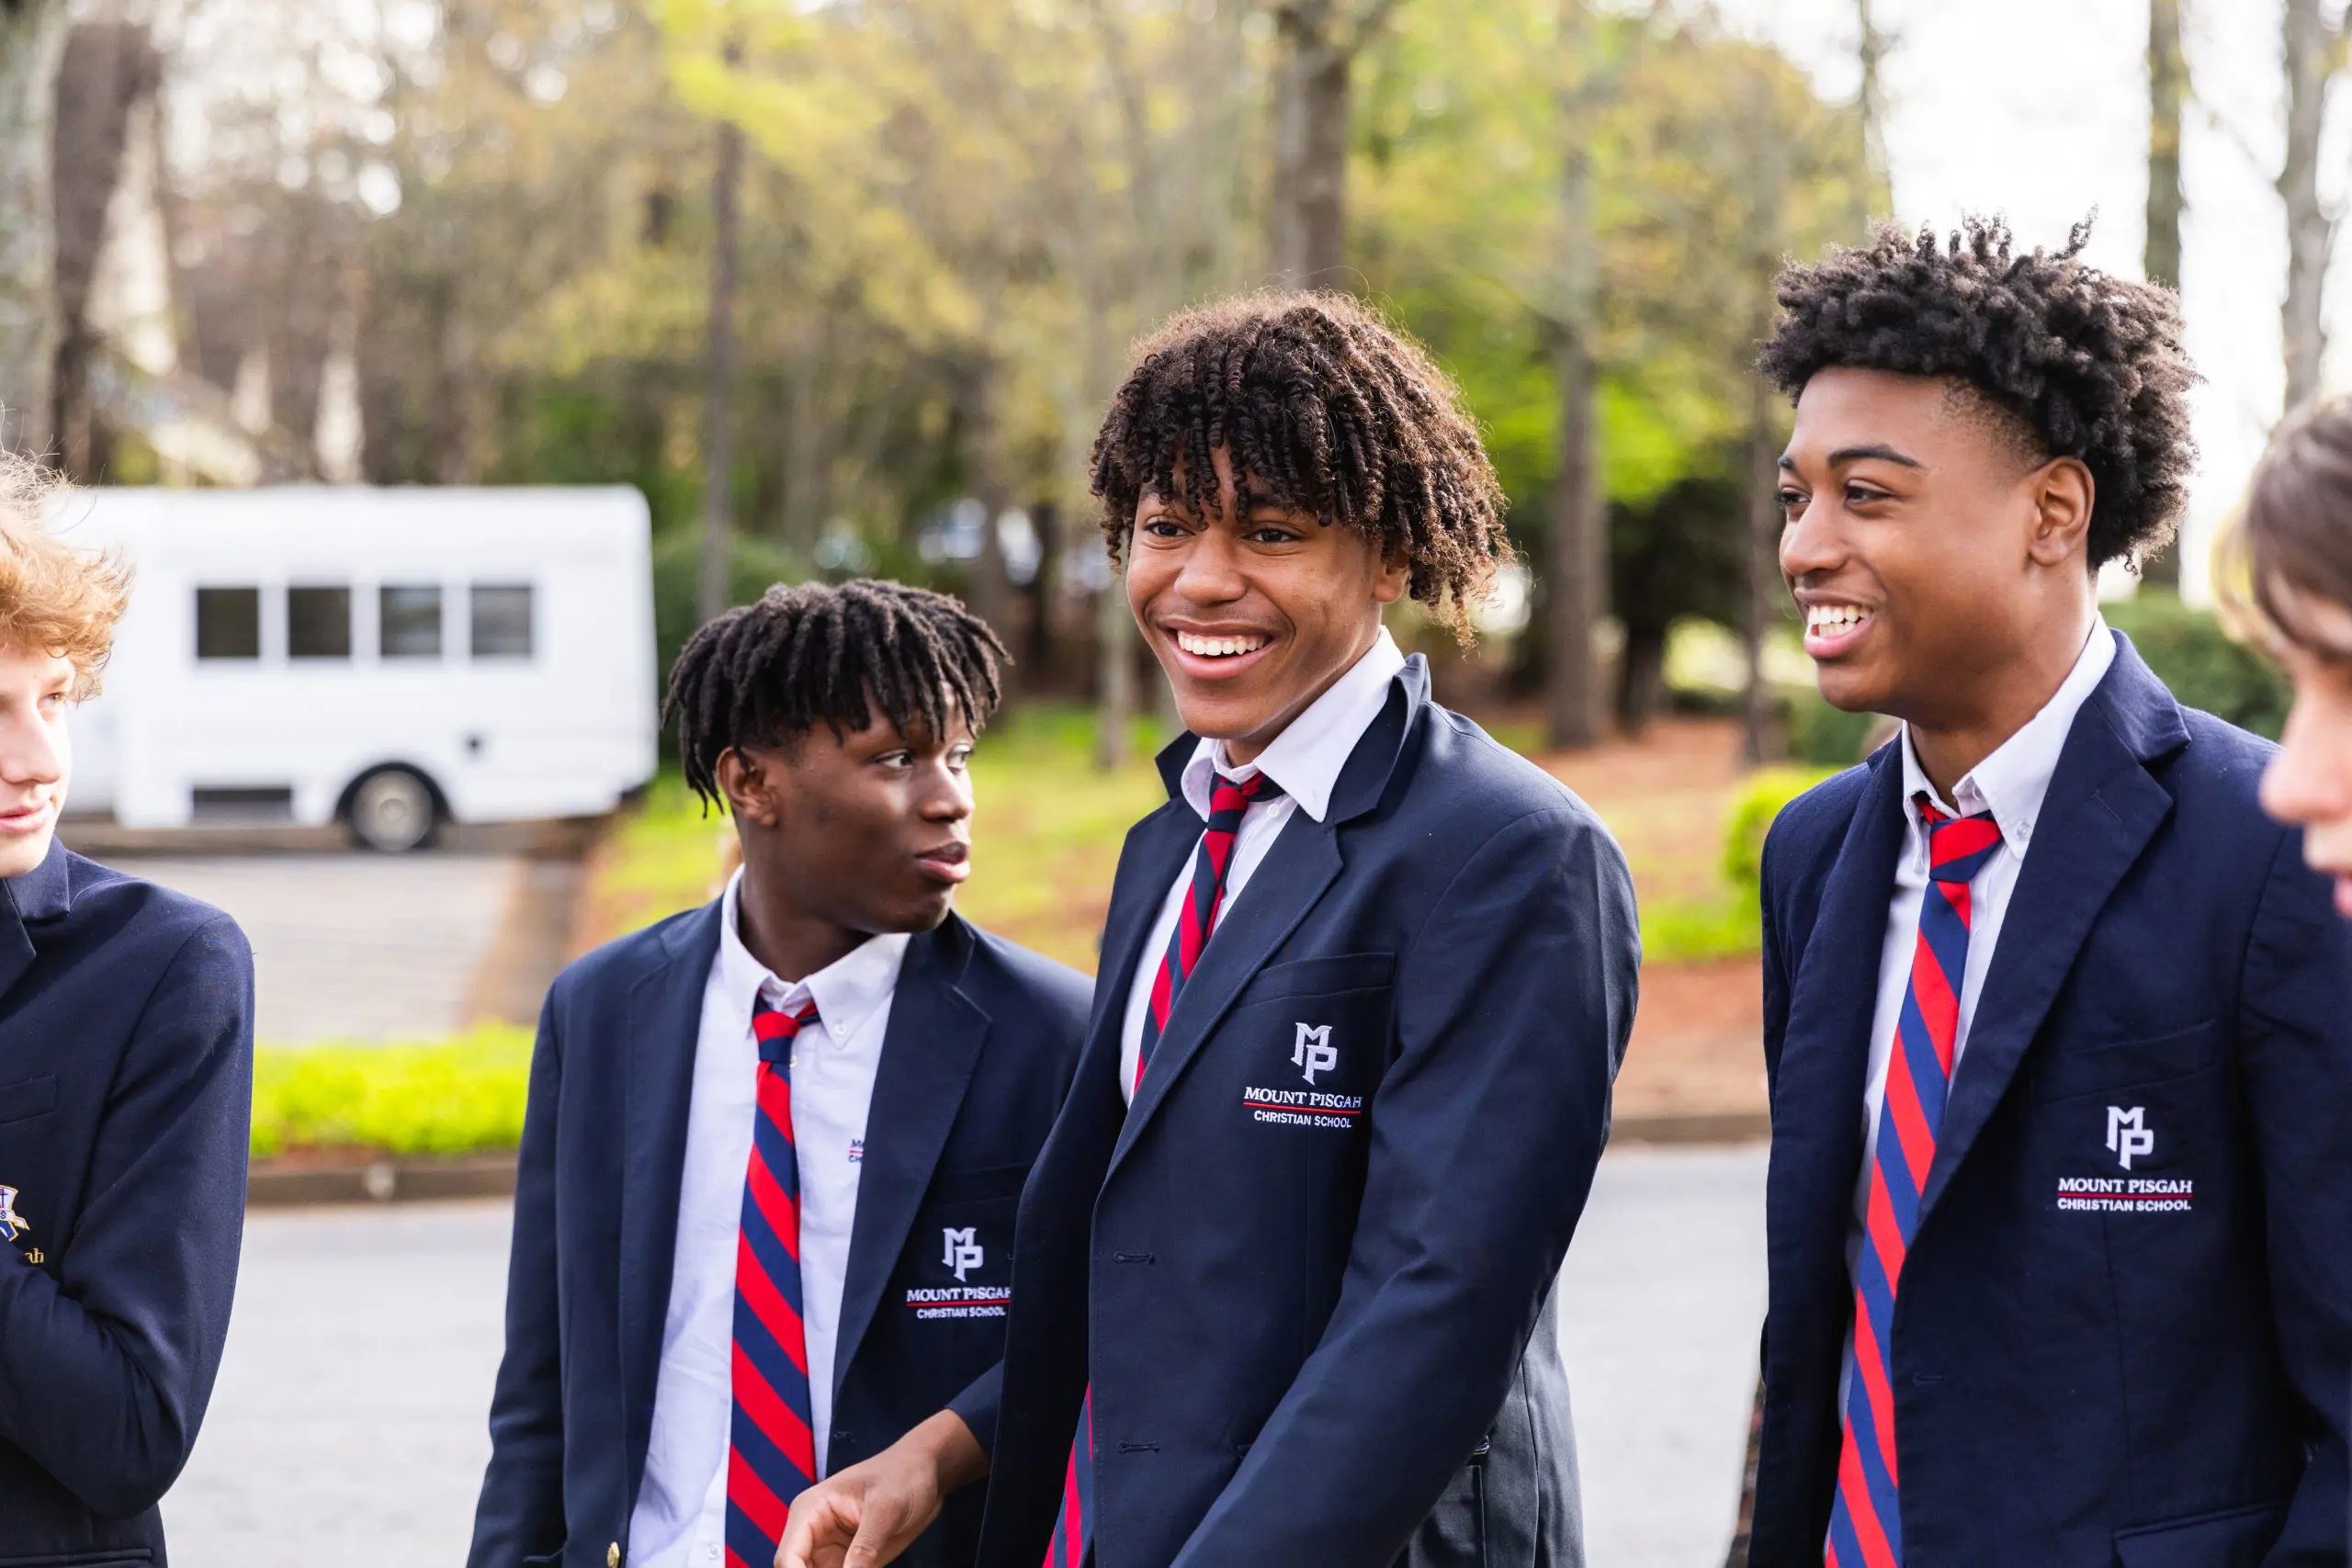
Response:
[2025,457,2097,569]
[1373,545,1410,605]
[716,746,785,830]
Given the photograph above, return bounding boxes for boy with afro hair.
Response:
[782,293,1640,1568]
[1748,219,2351,1566]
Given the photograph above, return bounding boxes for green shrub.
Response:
[250,1025,536,1160]
[1724,765,1837,896]
[1640,897,1762,964]
[2106,590,2290,740]
[1781,685,1886,767]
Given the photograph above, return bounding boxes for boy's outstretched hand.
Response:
[776,1409,988,1568]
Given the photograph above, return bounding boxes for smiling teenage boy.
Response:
[781,294,1639,1568]
[0,454,256,1564]
[469,581,1090,1568]
[1747,220,2352,1567]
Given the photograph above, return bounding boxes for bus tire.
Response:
[345,766,440,853]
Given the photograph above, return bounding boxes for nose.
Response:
[0,707,63,791]
[918,757,974,823]
[1170,519,1248,605]
[2260,694,2350,831]
[1778,483,1845,588]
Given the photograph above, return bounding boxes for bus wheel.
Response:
[347,767,439,852]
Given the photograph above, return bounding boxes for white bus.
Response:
[53,486,658,851]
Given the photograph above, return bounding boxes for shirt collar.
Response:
[1898,618,2116,859]
[1179,628,1407,824]
[717,868,910,1045]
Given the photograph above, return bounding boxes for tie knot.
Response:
[1205,770,1283,831]
[1918,799,2003,885]
[752,998,820,1064]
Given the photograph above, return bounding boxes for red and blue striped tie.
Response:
[726,997,822,1568]
[1042,771,1283,1568]
[1826,800,2001,1568]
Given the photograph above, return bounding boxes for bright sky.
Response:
[1710,0,2341,602]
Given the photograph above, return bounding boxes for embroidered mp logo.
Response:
[2106,1106,2154,1170]
[0,1186,25,1244]
[1292,1022,1336,1085]
[942,1225,983,1282]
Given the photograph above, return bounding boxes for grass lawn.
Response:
[574,704,1768,974]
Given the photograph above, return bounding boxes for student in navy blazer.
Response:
[469,583,1088,1568]
[782,298,1639,1568]
[0,459,255,1568]
[1750,222,2350,1566]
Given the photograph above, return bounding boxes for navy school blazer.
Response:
[973,657,1642,1568]
[0,841,254,1568]
[1750,636,2352,1567]
[467,907,1090,1568]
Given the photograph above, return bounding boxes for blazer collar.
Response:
[830,918,989,1405]
[0,840,76,1007]
[619,900,727,1506]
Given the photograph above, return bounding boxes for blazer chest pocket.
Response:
[1228,953,1396,1121]
[904,1163,1024,1323]
[0,1074,57,1127]
[2030,1020,2219,1103]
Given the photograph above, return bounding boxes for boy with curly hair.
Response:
[1748,220,2350,1566]
[0,453,256,1563]
[782,293,1639,1568]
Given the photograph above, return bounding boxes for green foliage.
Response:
[250,1026,536,1159]
[1639,896,1761,964]
[1723,765,1837,896]
[2107,590,2290,740]
[1782,685,1886,767]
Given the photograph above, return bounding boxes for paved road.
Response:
[107,854,523,1043]
[163,1144,1769,1568]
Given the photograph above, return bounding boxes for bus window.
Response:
[380,584,443,659]
[195,586,261,660]
[470,583,534,660]
[288,585,353,660]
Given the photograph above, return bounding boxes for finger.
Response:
[778,1494,856,1568]
[841,1501,907,1568]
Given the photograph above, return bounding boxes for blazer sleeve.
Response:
[468,983,571,1568]
[1758,824,1792,1099]
[2242,832,2352,1565]
[944,1359,1002,1459]
[1168,806,1639,1568]
[0,913,254,1517]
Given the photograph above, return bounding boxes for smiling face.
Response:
[0,643,74,878]
[720,701,975,946]
[1128,446,1407,764]
[1777,367,2098,739]
[2256,583,2352,916]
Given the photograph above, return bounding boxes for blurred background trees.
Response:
[12,0,1896,756]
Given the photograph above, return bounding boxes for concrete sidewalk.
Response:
[164,1144,1768,1567]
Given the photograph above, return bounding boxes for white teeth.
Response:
[1806,605,1867,635]
[1176,631,1268,658]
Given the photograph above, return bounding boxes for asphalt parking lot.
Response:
[162,1143,1768,1568]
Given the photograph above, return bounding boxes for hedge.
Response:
[250,1025,535,1159]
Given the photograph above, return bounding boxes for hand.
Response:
[776,1409,987,1568]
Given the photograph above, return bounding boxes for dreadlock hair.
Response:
[1089,291,1512,642]
[1758,216,2199,572]
[664,578,1008,809]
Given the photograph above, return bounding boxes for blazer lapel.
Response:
[831,920,989,1406]
[1107,669,1420,1174]
[1775,748,1908,1266]
[1918,639,2188,1218]
[617,902,724,1501]
[0,841,74,1006]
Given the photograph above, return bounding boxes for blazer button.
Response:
[607,1544,621,1568]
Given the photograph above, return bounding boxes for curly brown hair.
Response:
[0,451,130,699]
[1758,217,2199,571]
[1090,292,1512,640]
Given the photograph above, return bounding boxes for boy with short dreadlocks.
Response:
[471,580,1091,1568]
[783,293,1639,1568]
[1747,219,2351,1566]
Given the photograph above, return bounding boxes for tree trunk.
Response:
[1854,0,1888,206]
[2143,0,2186,293]
[1616,622,1667,737]
[697,82,744,626]
[1269,1,1352,288]
[1544,0,1608,750]
[1093,568,1136,770]
[2281,0,2332,418]
[0,0,68,457]
[1740,350,1780,768]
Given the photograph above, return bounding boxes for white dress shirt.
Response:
[1118,628,1408,1102]
[1836,621,2113,1405]
[626,873,910,1568]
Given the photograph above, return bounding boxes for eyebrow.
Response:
[1780,445,1926,472]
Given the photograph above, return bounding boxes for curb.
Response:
[248,1153,518,1208]
[1611,1111,1770,1145]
